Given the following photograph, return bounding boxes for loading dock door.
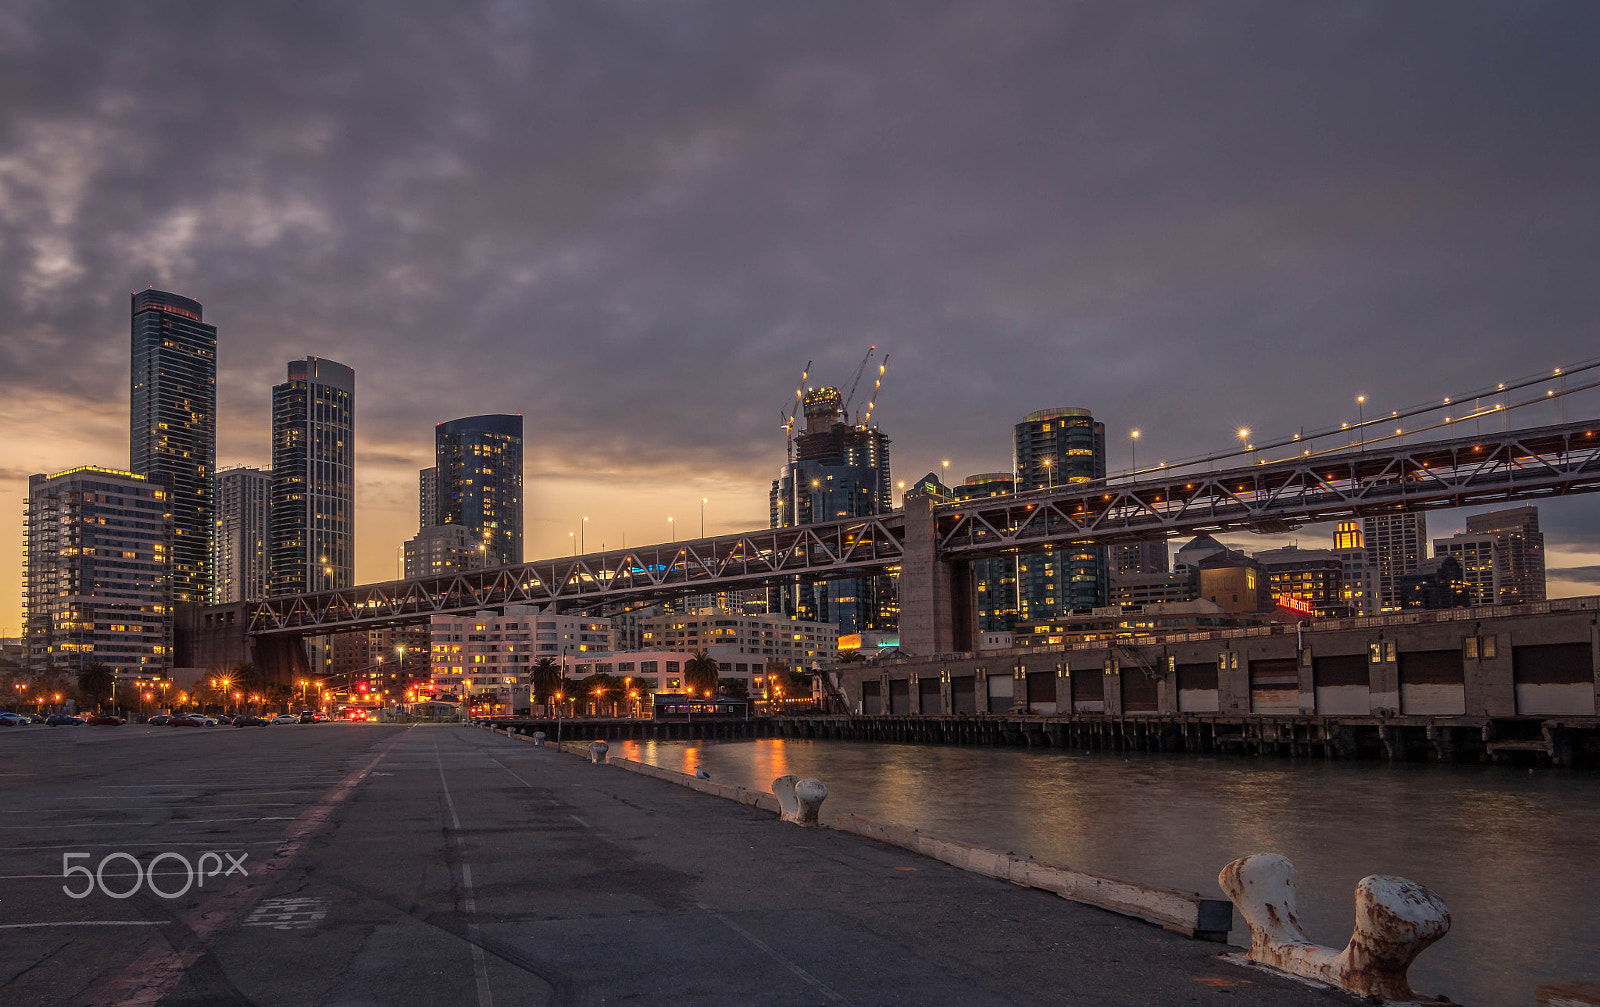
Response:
[1176,662,1219,713]
[918,678,942,715]
[1513,643,1596,715]
[987,674,1014,711]
[1313,654,1370,716]
[889,679,910,715]
[1027,671,1057,715]
[1398,650,1466,716]
[951,676,976,714]
[861,681,881,715]
[1070,670,1103,714]
[1121,668,1158,713]
[1249,659,1300,714]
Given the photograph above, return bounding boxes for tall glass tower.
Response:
[270,357,355,594]
[435,414,523,567]
[770,387,894,635]
[130,288,216,604]
[1014,407,1106,622]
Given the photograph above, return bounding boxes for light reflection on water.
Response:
[612,737,1600,1006]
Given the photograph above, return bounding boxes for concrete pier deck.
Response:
[0,723,1349,1005]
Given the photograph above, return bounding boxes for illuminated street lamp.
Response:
[1130,429,1140,479]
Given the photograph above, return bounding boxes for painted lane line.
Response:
[97,734,407,1007]
[0,921,164,929]
[490,759,535,789]
[436,744,494,1007]
[699,904,850,1004]
[568,815,590,829]
[0,817,298,830]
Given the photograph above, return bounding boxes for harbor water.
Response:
[611,738,1600,1006]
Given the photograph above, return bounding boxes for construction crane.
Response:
[858,353,890,429]
[841,345,877,424]
[779,359,812,461]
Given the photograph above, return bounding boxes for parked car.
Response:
[0,712,26,726]
[168,714,204,727]
[233,715,269,727]
[148,714,172,725]
[85,714,124,726]
[314,712,331,722]
[46,714,85,726]
[270,714,299,724]
[298,711,317,724]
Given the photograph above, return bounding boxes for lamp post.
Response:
[1130,429,1140,480]
[582,516,588,554]
[1356,395,1366,451]
[1042,457,1052,490]
[668,516,674,542]
[1238,427,1251,464]
[700,499,706,539]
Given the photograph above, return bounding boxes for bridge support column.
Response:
[899,492,974,657]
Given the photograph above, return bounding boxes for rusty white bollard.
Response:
[588,740,608,764]
[1218,853,1450,1003]
[772,775,827,826]
[532,731,546,746]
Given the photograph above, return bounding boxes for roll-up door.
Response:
[1313,654,1369,715]
[1397,650,1465,716]
[951,676,976,714]
[1513,642,1596,715]
[1249,659,1300,714]
[1176,662,1219,713]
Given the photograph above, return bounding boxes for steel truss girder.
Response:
[248,515,905,636]
[936,419,1600,558]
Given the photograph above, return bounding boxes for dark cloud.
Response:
[3,1,1600,584]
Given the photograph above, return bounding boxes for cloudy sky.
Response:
[3,1,1600,630]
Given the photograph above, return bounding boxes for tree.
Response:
[77,664,115,711]
[574,673,621,716]
[717,677,749,699]
[530,657,563,713]
[684,651,721,697]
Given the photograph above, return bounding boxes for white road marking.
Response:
[436,745,494,1007]
[0,921,163,929]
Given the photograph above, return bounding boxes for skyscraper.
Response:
[270,357,355,595]
[130,288,216,604]
[1363,513,1427,612]
[1013,407,1106,621]
[435,414,523,567]
[418,466,439,531]
[1465,505,1546,604]
[25,467,172,676]
[770,386,893,635]
[955,472,1018,632]
[1332,520,1379,616]
[213,467,272,604]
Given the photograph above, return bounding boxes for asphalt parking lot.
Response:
[0,723,1342,1007]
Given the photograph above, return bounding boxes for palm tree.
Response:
[530,657,563,715]
[683,650,721,697]
[77,664,115,711]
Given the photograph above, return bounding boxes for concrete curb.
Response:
[493,724,1230,941]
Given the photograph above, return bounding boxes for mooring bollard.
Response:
[772,775,827,826]
[588,740,608,764]
[1218,853,1450,1002]
[532,731,546,746]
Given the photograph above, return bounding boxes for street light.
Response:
[1130,430,1140,478]
[700,498,707,538]
[582,515,588,554]
[1041,457,1052,489]
[1356,395,1366,450]
[668,516,674,541]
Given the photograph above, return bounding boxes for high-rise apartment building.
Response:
[270,357,355,594]
[212,467,272,604]
[1433,532,1500,607]
[1112,540,1169,575]
[770,386,894,634]
[1363,513,1427,612]
[435,414,523,567]
[24,467,172,677]
[1465,506,1545,604]
[1255,546,1347,618]
[130,289,216,604]
[418,466,439,531]
[955,472,1018,632]
[404,523,484,579]
[1014,407,1106,621]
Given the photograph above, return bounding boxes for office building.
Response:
[270,357,355,594]
[1364,513,1427,612]
[1014,407,1106,621]
[435,414,523,567]
[1109,569,1197,606]
[404,523,485,579]
[130,289,216,604]
[212,467,272,604]
[1332,521,1379,616]
[1197,552,1273,614]
[24,467,172,677]
[1465,506,1546,604]
[1255,546,1347,618]
[1112,540,1169,576]
[770,386,893,634]
[956,472,1019,632]
[639,608,839,665]
[1399,557,1471,610]
[1433,532,1500,607]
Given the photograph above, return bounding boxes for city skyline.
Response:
[4,4,1600,629]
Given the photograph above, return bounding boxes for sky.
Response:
[3,1,1600,633]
